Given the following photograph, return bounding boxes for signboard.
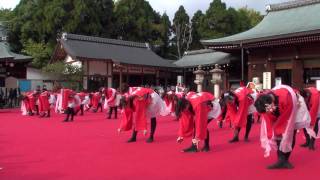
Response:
[113,66,128,73]
[316,80,320,91]
[263,72,271,89]
[275,77,282,86]
[177,76,183,85]
[128,66,142,74]
[143,67,156,74]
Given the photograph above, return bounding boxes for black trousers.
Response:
[65,107,75,121]
[97,103,103,112]
[108,106,118,118]
[204,118,214,147]
[80,104,84,115]
[276,130,297,161]
[245,114,253,139]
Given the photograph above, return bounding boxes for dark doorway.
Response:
[275,69,292,86]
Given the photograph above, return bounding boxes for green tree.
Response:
[113,0,163,44]
[200,0,229,39]
[238,7,263,27]
[173,5,192,59]
[197,0,262,40]
[158,13,171,58]
[22,40,52,69]
[42,61,84,90]
[0,8,13,22]
[8,0,114,68]
[190,10,204,50]
[42,61,83,82]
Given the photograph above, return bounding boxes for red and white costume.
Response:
[260,85,313,157]
[118,87,153,133]
[103,88,117,110]
[178,92,214,141]
[38,91,50,113]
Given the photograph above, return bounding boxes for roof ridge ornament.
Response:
[268,0,320,12]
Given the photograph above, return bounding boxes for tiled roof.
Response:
[0,42,32,62]
[201,0,320,46]
[59,33,176,67]
[174,49,236,67]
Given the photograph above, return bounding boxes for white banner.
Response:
[263,72,271,90]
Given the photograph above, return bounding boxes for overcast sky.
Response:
[1,0,291,20]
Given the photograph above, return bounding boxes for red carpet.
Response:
[0,109,319,180]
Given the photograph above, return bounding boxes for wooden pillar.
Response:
[291,58,303,88]
[141,74,144,86]
[183,68,186,86]
[107,62,113,88]
[156,69,160,86]
[247,55,253,82]
[119,68,123,91]
[126,74,129,84]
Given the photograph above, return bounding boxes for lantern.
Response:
[210,64,223,84]
[193,65,205,92]
[210,64,224,98]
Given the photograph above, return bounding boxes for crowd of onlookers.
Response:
[0,88,21,109]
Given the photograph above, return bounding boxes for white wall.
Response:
[89,61,107,75]
[26,67,61,80]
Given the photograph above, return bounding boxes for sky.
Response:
[0,0,290,20]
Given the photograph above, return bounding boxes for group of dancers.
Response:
[20,83,320,169]
[20,86,119,122]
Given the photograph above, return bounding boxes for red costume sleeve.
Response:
[233,88,250,128]
[178,110,194,138]
[194,103,210,140]
[91,92,101,109]
[225,103,237,124]
[61,89,73,110]
[119,107,134,131]
[133,97,148,131]
[39,92,50,112]
[27,94,36,111]
[309,87,320,126]
[273,88,293,136]
[263,113,277,139]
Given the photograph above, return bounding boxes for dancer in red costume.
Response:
[254,85,311,169]
[91,91,102,113]
[75,91,86,116]
[38,90,50,118]
[118,87,152,142]
[21,91,37,116]
[60,89,80,122]
[176,92,215,152]
[118,86,165,143]
[300,87,320,150]
[224,86,254,143]
[102,88,118,119]
[163,90,176,116]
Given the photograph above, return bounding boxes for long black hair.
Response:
[175,97,194,118]
[223,91,239,107]
[254,93,279,117]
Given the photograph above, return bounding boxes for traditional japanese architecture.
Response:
[51,33,180,91]
[202,0,320,88]
[174,49,240,91]
[0,22,32,88]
